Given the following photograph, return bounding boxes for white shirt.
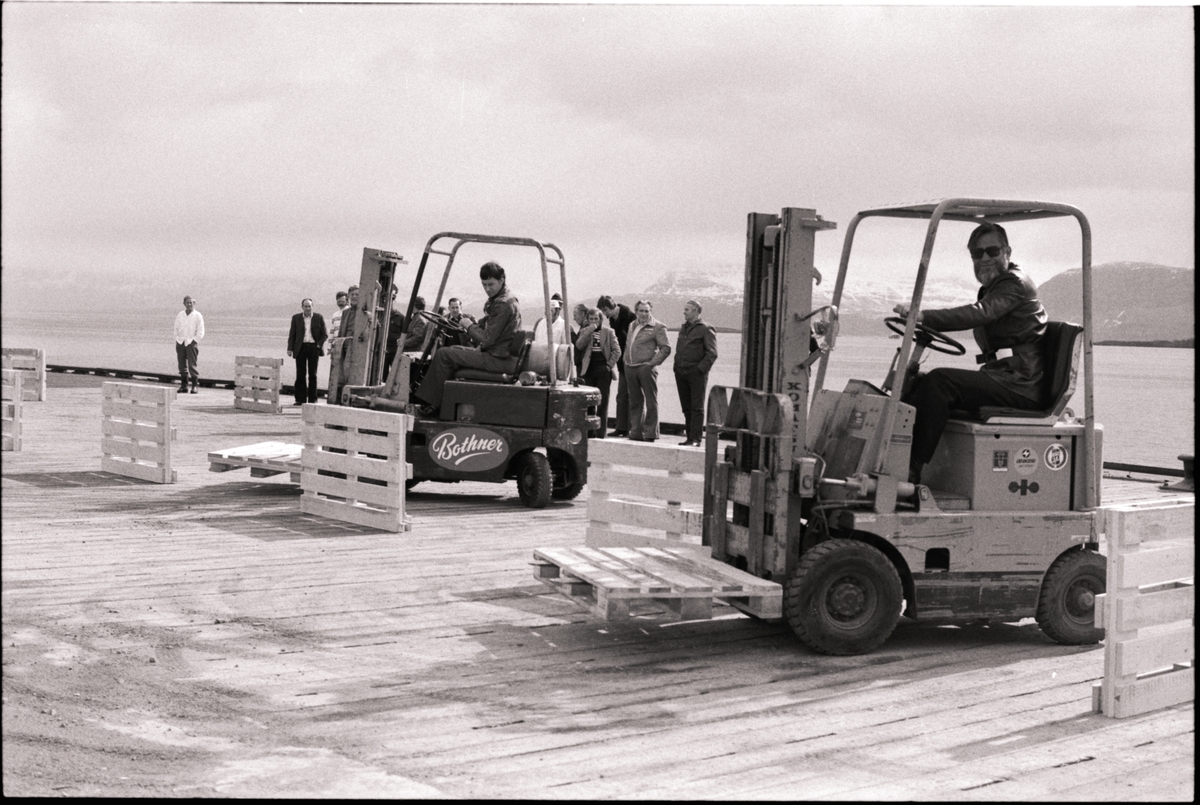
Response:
[330,307,344,338]
[174,309,205,345]
[533,314,568,344]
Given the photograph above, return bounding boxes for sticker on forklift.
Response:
[992,450,1010,472]
[1044,443,1069,471]
[1013,447,1038,475]
[429,427,510,471]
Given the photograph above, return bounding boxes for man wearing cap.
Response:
[533,293,569,347]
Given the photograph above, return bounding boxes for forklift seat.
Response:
[950,321,1084,423]
[451,330,534,384]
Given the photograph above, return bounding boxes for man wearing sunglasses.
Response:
[892,222,1048,484]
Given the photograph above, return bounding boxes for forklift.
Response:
[704,200,1104,655]
[329,236,600,509]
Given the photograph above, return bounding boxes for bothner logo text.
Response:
[430,429,509,469]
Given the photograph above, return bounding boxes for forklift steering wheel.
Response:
[416,309,469,334]
[883,316,966,356]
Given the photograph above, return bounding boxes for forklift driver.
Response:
[412,261,521,416]
[892,222,1047,484]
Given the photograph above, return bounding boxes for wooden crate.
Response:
[208,441,303,483]
[300,404,413,532]
[585,438,706,548]
[2,370,22,451]
[1092,498,1195,718]
[533,545,782,620]
[101,382,178,484]
[233,356,284,413]
[1,347,46,401]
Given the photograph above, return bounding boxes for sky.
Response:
[1,2,1194,317]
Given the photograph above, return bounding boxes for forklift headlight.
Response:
[565,428,583,445]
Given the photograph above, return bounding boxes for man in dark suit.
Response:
[288,298,328,405]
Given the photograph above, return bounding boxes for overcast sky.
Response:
[1,2,1194,315]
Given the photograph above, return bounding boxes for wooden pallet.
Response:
[208,441,303,483]
[533,545,782,621]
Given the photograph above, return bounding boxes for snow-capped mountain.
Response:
[628,262,1193,342]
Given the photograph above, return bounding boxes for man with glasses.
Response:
[892,222,1047,484]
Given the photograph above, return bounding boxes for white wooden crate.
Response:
[1093,498,1195,718]
[585,438,706,548]
[1,347,46,401]
[300,404,413,532]
[2,370,22,451]
[233,355,284,413]
[101,382,178,483]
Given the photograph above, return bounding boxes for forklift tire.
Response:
[516,452,552,509]
[549,452,585,501]
[1035,550,1106,646]
[551,479,585,501]
[784,539,903,656]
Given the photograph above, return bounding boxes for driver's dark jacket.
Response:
[920,267,1047,402]
[466,286,521,358]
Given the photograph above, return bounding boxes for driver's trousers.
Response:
[903,368,1042,465]
[414,346,517,409]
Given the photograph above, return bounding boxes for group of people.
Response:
[568,295,717,446]
[176,219,1037,474]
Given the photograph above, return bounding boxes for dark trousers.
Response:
[613,362,630,432]
[175,341,199,388]
[903,368,1043,464]
[294,343,321,403]
[674,369,708,443]
[583,362,613,438]
[415,346,516,409]
[625,363,660,440]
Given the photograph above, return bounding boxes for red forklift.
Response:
[330,236,600,508]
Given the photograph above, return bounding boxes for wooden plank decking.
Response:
[2,378,1194,799]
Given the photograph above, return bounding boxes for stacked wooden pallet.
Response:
[533,544,781,621]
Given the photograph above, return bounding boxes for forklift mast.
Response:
[740,209,837,451]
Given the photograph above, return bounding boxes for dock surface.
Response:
[3,378,1193,799]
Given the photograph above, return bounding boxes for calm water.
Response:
[4,314,1192,467]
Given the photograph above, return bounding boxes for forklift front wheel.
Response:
[516,452,552,509]
[1035,549,1106,645]
[785,539,903,656]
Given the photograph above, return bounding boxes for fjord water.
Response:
[4,314,1191,468]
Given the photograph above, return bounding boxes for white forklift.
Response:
[537,199,1106,656]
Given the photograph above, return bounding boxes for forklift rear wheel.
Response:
[516,452,552,509]
[1036,550,1106,645]
[785,539,903,655]
[549,452,585,500]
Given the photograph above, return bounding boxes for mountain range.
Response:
[626,261,1194,343]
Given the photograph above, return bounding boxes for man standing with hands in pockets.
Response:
[673,300,718,446]
[174,295,205,394]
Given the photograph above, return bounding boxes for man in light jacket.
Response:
[173,295,205,394]
[622,300,671,442]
